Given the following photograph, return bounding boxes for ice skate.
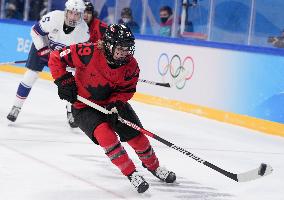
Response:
[128,172,149,193]
[150,166,176,183]
[67,111,78,128]
[7,106,21,122]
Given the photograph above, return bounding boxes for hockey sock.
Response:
[93,123,136,176]
[14,69,39,108]
[127,134,159,171]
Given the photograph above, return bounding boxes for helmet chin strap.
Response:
[63,22,75,34]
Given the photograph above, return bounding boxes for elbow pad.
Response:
[31,26,49,50]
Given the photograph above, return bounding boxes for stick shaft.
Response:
[77,95,238,181]
[0,60,27,65]
[138,79,171,87]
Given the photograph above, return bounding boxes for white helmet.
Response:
[65,0,86,13]
[64,0,86,27]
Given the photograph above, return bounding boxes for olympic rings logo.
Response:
[157,53,195,89]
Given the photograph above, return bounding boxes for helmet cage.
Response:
[64,0,86,27]
[64,10,84,27]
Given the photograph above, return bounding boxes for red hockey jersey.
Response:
[88,18,107,43]
[48,42,140,109]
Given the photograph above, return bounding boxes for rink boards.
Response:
[1,20,284,137]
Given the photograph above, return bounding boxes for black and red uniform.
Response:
[49,42,139,108]
[49,41,160,177]
[49,25,177,191]
[88,18,108,42]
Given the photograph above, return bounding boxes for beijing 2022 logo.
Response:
[157,53,195,89]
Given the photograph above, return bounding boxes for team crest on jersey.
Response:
[86,83,113,101]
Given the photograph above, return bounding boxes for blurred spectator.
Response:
[159,5,173,37]
[5,0,23,19]
[51,1,65,11]
[267,30,284,48]
[118,7,140,34]
[98,0,115,24]
[29,0,48,21]
[180,0,195,35]
[159,3,196,38]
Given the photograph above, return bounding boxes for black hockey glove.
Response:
[54,72,78,103]
[106,101,142,140]
[106,101,126,127]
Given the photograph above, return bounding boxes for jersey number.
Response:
[78,44,92,56]
[76,43,94,65]
[42,16,50,23]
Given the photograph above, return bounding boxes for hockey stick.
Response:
[0,59,171,88]
[0,60,27,65]
[66,67,171,88]
[138,79,171,88]
[77,95,273,182]
[138,71,190,88]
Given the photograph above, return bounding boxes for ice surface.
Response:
[0,72,283,200]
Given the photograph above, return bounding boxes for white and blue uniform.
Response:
[7,0,89,125]
[27,10,89,71]
[15,10,89,109]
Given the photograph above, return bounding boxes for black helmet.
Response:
[84,0,94,15]
[103,24,135,66]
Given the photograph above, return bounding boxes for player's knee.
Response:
[127,133,150,150]
[93,122,118,146]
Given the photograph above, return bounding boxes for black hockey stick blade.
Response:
[155,82,171,87]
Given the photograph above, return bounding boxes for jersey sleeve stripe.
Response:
[33,23,48,36]
[59,47,73,66]
[67,49,73,64]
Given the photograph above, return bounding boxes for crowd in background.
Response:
[0,0,283,48]
[2,0,48,21]
[0,0,197,38]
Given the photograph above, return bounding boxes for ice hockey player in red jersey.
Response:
[48,24,176,193]
[83,0,107,43]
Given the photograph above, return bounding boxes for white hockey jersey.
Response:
[31,10,89,51]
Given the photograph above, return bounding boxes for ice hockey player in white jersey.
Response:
[7,0,89,127]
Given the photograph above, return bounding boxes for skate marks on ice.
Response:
[145,177,233,200]
[0,129,234,200]
[0,143,128,200]
[70,154,234,200]
[4,116,83,135]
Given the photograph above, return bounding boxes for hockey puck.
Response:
[258,163,267,176]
